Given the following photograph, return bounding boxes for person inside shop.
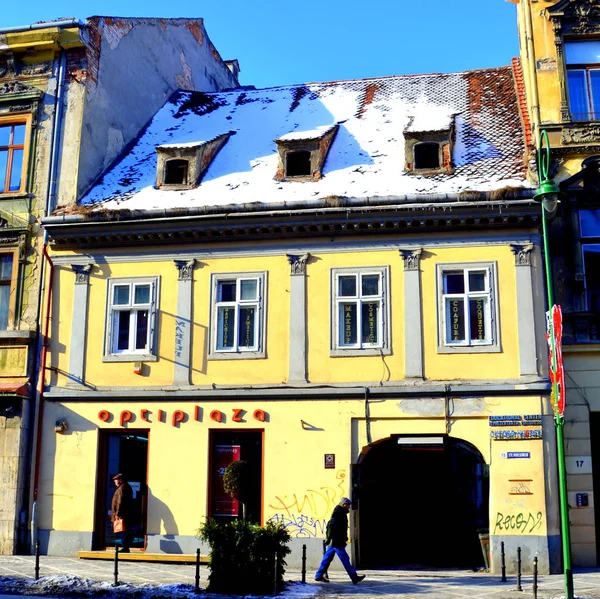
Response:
[315,497,365,585]
[111,473,133,553]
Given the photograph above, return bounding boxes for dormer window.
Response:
[286,150,311,177]
[155,132,234,190]
[414,142,441,170]
[275,124,339,182]
[164,159,189,185]
[404,114,454,175]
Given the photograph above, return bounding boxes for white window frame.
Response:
[436,262,501,354]
[103,276,159,362]
[330,266,391,357]
[208,272,267,360]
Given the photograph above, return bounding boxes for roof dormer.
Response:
[155,132,234,190]
[274,124,339,182]
[404,113,454,175]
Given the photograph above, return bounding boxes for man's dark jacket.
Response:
[111,481,133,526]
[325,505,349,548]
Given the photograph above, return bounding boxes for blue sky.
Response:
[2,0,519,89]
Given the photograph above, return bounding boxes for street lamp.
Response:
[533,129,574,599]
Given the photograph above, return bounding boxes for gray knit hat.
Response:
[340,497,351,506]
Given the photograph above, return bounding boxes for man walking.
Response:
[315,497,365,584]
[111,473,134,553]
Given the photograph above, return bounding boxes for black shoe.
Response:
[315,575,330,583]
[120,548,130,553]
[352,575,365,584]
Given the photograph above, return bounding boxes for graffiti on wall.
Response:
[267,513,327,538]
[267,470,346,537]
[493,511,543,534]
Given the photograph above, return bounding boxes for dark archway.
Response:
[356,435,488,569]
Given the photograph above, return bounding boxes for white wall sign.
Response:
[566,456,592,475]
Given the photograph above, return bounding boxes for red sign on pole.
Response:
[546,305,565,418]
[213,444,240,516]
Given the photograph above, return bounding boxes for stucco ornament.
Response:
[510,243,534,267]
[287,253,309,276]
[399,248,422,271]
[174,259,195,280]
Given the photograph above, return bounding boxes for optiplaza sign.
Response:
[97,406,268,427]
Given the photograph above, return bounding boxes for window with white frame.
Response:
[331,266,390,356]
[105,277,158,361]
[437,263,500,353]
[210,273,266,359]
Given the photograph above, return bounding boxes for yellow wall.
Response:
[40,395,548,540]
[50,240,523,389]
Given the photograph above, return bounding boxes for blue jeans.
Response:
[315,544,358,581]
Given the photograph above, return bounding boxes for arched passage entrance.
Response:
[355,435,488,568]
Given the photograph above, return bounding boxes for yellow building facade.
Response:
[39,70,559,572]
[515,0,600,567]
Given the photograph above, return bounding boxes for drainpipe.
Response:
[364,388,372,445]
[29,244,54,551]
[46,50,66,216]
[27,44,65,551]
[522,0,541,134]
[0,19,83,34]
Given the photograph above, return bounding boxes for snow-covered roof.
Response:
[81,66,530,210]
[276,124,338,142]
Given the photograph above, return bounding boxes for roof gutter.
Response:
[0,19,84,34]
[43,191,537,226]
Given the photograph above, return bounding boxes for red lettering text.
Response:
[120,410,133,427]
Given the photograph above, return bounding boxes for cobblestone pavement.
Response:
[2,556,600,598]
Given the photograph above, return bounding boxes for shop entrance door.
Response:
[209,430,263,524]
[357,435,488,569]
[94,430,149,550]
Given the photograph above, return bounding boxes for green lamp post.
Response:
[533,129,573,599]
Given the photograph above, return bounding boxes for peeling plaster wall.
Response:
[0,404,29,554]
[68,18,239,202]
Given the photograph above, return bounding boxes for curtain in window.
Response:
[568,70,590,120]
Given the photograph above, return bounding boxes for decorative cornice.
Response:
[45,205,541,249]
[562,125,600,145]
[547,0,600,34]
[71,263,92,284]
[174,259,195,280]
[287,253,309,275]
[399,248,422,270]
[510,243,534,266]
[0,80,43,102]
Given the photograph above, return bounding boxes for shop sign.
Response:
[489,414,543,441]
[97,406,268,427]
[213,445,240,516]
[501,452,531,459]
[324,454,335,469]
[546,305,565,418]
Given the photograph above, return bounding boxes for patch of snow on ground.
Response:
[0,575,317,599]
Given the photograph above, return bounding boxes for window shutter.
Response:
[381,270,387,346]
[107,283,114,355]
[487,265,495,343]
[149,280,157,354]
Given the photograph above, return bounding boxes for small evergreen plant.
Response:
[223,460,252,521]
[197,519,291,595]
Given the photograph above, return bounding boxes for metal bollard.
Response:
[533,556,538,599]
[501,541,506,582]
[322,540,326,555]
[113,545,119,587]
[516,547,522,592]
[34,539,40,580]
[195,548,201,592]
[301,544,307,583]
